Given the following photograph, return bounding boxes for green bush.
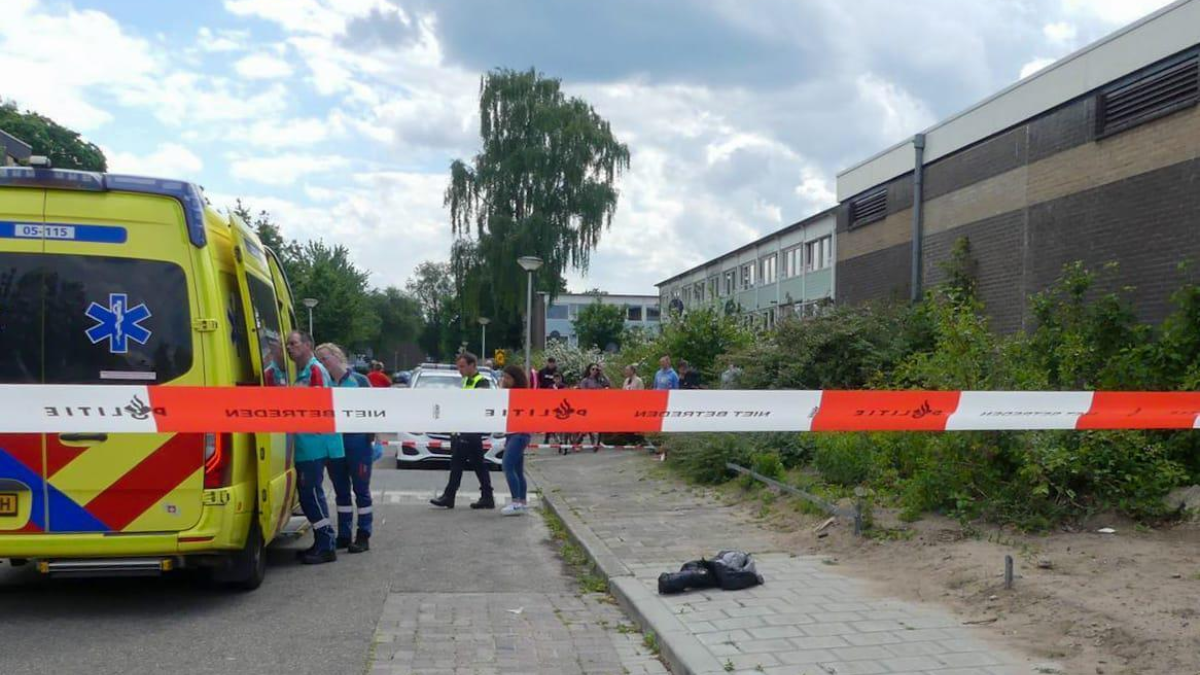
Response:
[650,241,1198,528]
[664,434,751,484]
[812,433,881,486]
[750,451,785,480]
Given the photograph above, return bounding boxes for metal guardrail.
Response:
[725,462,864,535]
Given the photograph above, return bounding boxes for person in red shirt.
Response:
[366,361,393,388]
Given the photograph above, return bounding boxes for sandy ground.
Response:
[725,487,1200,675]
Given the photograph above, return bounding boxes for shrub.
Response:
[664,433,752,484]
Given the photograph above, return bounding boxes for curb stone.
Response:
[531,465,732,675]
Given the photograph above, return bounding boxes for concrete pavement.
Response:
[0,456,665,675]
[531,450,1064,675]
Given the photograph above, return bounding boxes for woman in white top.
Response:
[623,365,645,390]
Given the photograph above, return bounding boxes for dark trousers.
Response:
[442,434,492,499]
[297,459,334,552]
[327,437,374,539]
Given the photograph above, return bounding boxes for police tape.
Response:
[387,440,656,452]
[1,385,1198,433]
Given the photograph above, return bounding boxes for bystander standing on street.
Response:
[498,365,532,516]
[653,355,679,390]
[720,362,742,389]
[577,363,610,450]
[537,357,558,389]
[366,360,392,388]
[316,343,375,553]
[679,359,703,389]
[622,365,644,390]
[285,330,343,565]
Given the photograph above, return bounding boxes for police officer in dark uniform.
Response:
[431,352,495,509]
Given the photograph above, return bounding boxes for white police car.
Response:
[393,364,505,469]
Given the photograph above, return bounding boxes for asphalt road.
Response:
[0,458,552,675]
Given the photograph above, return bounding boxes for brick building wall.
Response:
[837,48,1200,329]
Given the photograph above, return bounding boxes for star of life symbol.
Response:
[85,293,152,354]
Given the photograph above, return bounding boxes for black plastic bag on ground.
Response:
[709,550,764,591]
[657,560,717,595]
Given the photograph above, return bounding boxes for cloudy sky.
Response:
[1,0,1177,294]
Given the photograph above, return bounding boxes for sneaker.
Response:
[501,503,526,516]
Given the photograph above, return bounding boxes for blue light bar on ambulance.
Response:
[0,167,208,248]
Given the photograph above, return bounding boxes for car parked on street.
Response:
[394,364,505,469]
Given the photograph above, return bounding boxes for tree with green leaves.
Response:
[406,261,463,359]
[0,100,106,171]
[366,286,424,369]
[446,68,630,348]
[573,299,626,351]
[287,240,379,350]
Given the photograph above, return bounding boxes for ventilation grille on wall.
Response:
[849,188,887,229]
[1097,50,1199,138]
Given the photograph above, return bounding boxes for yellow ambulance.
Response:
[0,163,301,590]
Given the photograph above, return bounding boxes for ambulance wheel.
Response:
[222,522,266,591]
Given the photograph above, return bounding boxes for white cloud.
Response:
[228,153,350,186]
[105,143,204,179]
[854,73,937,145]
[234,52,294,79]
[0,0,161,130]
[119,75,289,126]
[208,170,451,289]
[1043,21,1077,45]
[1061,0,1175,25]
[225,117,335,148]
[1020,57,1058,79]
[196,27,250,52]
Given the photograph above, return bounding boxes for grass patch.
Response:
[541,508,609,594]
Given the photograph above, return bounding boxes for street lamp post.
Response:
[302,298,319,338]
[478,317,490,361]
[517,256,544,376]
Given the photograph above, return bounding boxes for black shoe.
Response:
[300,549,337,565]
[294,544,316,561]
[470,494,495,510]
[348,534,370,554]
[430,495,455,509]
[335,537,352,550]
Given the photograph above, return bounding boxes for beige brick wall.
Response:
[843,104,1200,261]
[838,208,911,260]
[1027,105,1200,205]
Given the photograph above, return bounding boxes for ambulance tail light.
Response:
[203,433,233,489]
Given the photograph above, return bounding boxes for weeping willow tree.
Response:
[446,68,630,348]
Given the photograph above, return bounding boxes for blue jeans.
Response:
[327,434,374,539]
[297,459,335,552]
[503,433,530,502]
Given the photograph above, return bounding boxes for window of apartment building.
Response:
[849,188,887,229]
[647,306,661,321]
[1096,49,1199,139]
[760,254,777,284]
[723,270,736,296]
[782,247,801,279]
[568,303,581,318]
[546,304,568,320]
[805,236,833,272]
[740,262,755,290]
[707,276,718,300]
[681,286,691,305]
[694,282,705,302]
[627,305,642,321]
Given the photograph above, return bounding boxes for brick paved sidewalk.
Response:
[371,591,666,675]
[529,451,1062,675]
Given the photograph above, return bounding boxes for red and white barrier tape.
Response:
[0,386,1197,433]
[387,440,655,451]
